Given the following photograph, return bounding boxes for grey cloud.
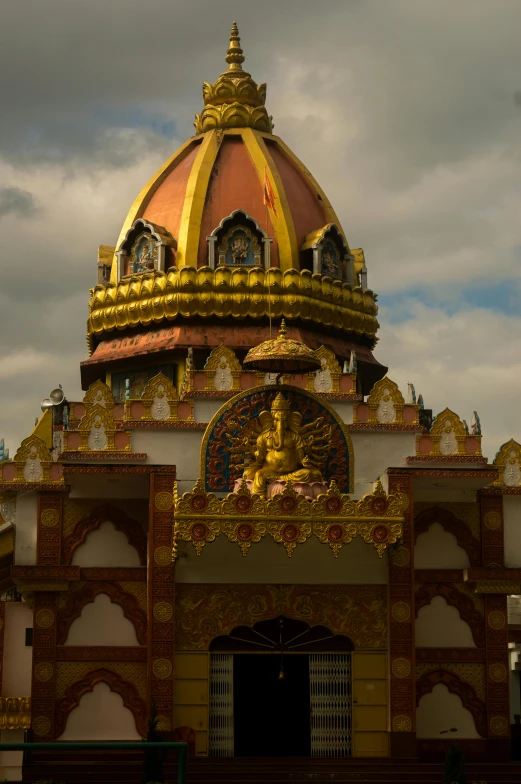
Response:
[0,186,39,217]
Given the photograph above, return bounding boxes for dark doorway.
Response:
[234,654,311,757]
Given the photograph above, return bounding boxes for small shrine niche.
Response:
[301,224,352,283]
[207,210,267,269]
[493,440,521,487]
[429,409,468,456]
[77,404,120,452]
[364,377,406,424]
[307,347,342,394]
[140,373,179,421]
[116,219,176,280]
[12,436,53,482]
[83,380,114,411]
[203,346,242,391]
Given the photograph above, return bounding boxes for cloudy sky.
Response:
[0,0,520,458]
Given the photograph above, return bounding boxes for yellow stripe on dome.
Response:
[110,136,198,282]
[241,128,298,271]
[176,129,219,267]
[267,134,351,252]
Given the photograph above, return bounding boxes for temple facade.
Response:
[1,22,521,777]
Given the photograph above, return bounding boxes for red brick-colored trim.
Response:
[415,582,485,647]
[79,567,147,581]
[388,472,416,743]
[54,667,147,738]
[62,504,146,565]
[37,494,63,565]
[415,569,465,583]
[416,648,486,663]
[415,506,480,566]
[416,668,487,738]
[31,592,58,739]
[479,495,504,568]
[485,595,510,739]
[56,581,147,645]
[0,603,5,693]
[148,472,176,726]
[56,646,146,661]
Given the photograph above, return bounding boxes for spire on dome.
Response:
[194,22,273,135]
[224,22,248,75]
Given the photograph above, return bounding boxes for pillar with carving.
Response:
[148,471,176,732]
[388,472,416,756]
[30,592,58,740]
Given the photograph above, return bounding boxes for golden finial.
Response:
[225,22,248,74]
[194,21,273,135]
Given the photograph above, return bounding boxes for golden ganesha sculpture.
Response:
[230,392,331,498]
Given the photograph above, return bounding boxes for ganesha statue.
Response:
[231,392,331,498]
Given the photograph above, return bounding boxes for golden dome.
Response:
[195,22,273,135]
[84,23,386,395]
[243,320,322,373]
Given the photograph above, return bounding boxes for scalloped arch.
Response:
[57,580,147,645]
[416,669,486,738]
[62,504,146,565]
[55,667,147,738]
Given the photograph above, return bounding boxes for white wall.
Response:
[415,523,471,569]
[65,594,139,646]
[2,602,33,696]
[58,682,141,740]
[131,430,201,495]
[416,596,476,647]
[504,496,521,568]
[332,401,355,425]
[416,684,481,738]
[14,493,37,565]
[350,432,417,499]
[193,399,223,423]
[176,534,388,584]
[71,521,141,567]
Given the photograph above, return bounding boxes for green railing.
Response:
[0,741,188,784]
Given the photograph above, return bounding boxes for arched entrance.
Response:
[209,616,354,758]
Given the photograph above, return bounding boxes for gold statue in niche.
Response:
[240,393,330,497]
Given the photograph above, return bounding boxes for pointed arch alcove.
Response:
[416,669,486,738]
[57,580,147,645]
[62,504,147,565]
[55,667,147,739]
[415,506,480,566]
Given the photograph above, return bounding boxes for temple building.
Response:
[1,21,521,780]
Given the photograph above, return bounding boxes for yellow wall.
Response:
[173,652,209,756]
[352,652,388,757]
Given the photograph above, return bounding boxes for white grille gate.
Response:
[309,653,351,757]
[209,653,234,756]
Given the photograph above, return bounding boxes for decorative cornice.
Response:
[87,267,378,353]
[59,451,147,461]
[175,478,406,558]
[407,455,488,463]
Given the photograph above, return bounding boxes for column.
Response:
[30,592,58,740]
[485,594,510,754]
[37,494,63,565]
[388,472,416,757]
[148,472,176,733]
[480,493,504,568]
